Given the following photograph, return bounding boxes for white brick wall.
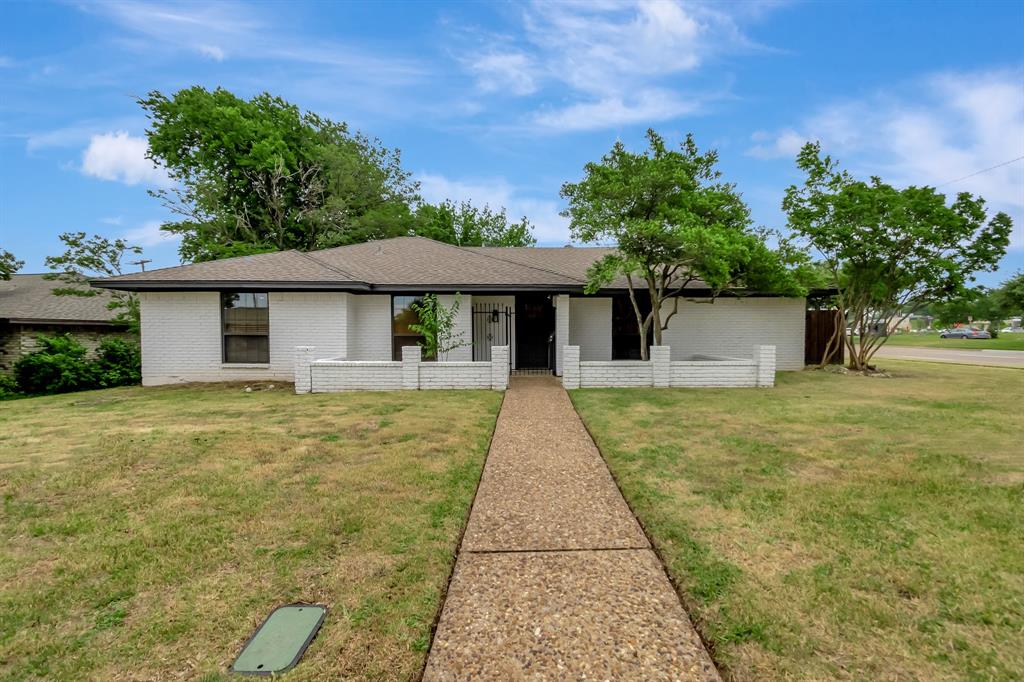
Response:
[555,294,570,375]
[579,360,653,387]
[140,292,223,386]
[139,291,350,386]
[300,345,509,392]
[346,294,392,360]
[562,344,775,389]
[670,361,757,387]
[569,297,612,361]
[311,361,403,391]
[660,297,805,370]
[269,292,347,366]
[419,362,491,389]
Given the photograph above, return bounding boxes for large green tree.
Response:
[562,129,806,360]
[413,200,536,247]
[784,142,1012,370]
[142,87,421,262]
[1,248,23,280]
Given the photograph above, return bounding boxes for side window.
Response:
[222,292,269,363]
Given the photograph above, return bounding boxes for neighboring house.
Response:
[0,274,130,375]
[92,236,816,387]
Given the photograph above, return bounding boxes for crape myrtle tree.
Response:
[141,87,536,261]
[1,248,23,280]
[561,129,808,360]
[44,232,143,332]
[783,142,1012,370]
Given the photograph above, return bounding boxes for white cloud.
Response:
[418,172,569,243]
[81,131,170,186]
[123,220,178,247]
[198,44,226,61]
[82,1,424,83]
[746,128,805,160]
[458,0,771,131]
[749,69,1024,248]
[100,216,124,226]
[470,52,537,95]
[533,88,703,132]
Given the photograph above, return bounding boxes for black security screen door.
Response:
[515,294,555,369]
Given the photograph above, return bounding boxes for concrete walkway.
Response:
[424,377,719,681]
[874,345,1024,368]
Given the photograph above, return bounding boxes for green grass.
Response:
[572,362,1023,681]
[0,382,502,681]
[881,333,1024,351]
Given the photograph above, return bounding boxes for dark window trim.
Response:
[221,291,270,364]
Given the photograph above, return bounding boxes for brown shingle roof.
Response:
[91,236,722,293]
[0,274,121,324]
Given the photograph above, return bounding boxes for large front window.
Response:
[222,292,269,363]
[392,295,426,360]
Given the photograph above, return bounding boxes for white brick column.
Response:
[555,294,570,375]
[294,346,315,394]
[562,345,581,389]
[650,345,671,388]
[490,345,509,390]
[402,345,421,389]
[755,344,776,387]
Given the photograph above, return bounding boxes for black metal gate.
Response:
[472,303,513,362]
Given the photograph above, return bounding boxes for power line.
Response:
[936,155,1024,188]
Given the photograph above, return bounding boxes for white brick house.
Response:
[93,237,816,388]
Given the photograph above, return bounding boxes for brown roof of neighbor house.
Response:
[91,236,742,294]
[0,274,121,324]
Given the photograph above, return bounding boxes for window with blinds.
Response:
[222,292,270,363]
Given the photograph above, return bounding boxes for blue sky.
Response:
[2,0,1022,286]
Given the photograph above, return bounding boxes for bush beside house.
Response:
[3,334,140,399]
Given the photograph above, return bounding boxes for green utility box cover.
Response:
[231,604,326,675]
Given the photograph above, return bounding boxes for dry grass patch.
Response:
[572,361,1023,681]
[0,382,502,681]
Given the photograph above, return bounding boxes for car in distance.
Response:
[940,328,992,339]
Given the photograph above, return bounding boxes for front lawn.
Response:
[882,333,1024,351]
[0,383,502,681]
[573,361,1023,681]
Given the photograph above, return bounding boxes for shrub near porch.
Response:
[572,361,1023,680]
[0,384,501,681]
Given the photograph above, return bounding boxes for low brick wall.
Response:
[295,345,509,393]
[563,345,776,389]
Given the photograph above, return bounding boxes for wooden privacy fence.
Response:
[805,309,844,365]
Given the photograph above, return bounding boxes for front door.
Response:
[515,294,555,369]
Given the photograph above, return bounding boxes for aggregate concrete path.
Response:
[873,345,1024,368]
[424,376,719,681]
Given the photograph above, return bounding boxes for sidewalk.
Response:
[423,376,719,680]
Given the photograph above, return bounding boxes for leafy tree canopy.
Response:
[142,87,536,261]
[44,232,142,332]
[142,87,421,261]
[784,142,1012,369]
[561,129,806,359]
[413,200,536,247]
[1,248,23,280]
